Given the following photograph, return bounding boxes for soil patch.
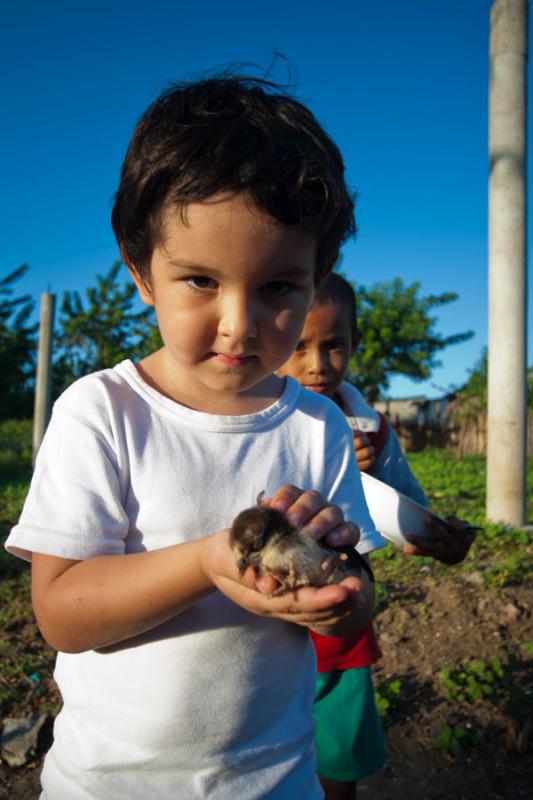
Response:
[1,569,532,800]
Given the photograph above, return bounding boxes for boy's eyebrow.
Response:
[167,259,216,272]
[166,259,313,278]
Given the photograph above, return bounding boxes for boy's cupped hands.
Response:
[203,485,373,636]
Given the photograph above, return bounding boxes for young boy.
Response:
[278,272,477,800]
[5,78,387,799]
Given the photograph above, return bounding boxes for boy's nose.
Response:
[308,349,329,374]
[218,294,258,341]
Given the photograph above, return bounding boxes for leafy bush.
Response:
[439,657,505,704]
[0,418,32,473]
[374,677,402,717]
[433,722,483,757]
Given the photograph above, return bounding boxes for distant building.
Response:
[374,393,455,431]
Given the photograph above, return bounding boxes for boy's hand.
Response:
[204,528,370,631]
[265,484,359,547]
[402,516,479,565]
[353,431,375,472]
[256,485,360,596]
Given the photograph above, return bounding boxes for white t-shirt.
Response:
[6,361,385,800]
[337,381,428,507]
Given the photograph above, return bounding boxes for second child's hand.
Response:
[352,431,375,472]
[403,516,480,565]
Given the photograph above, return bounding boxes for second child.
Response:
[278,272,477,800]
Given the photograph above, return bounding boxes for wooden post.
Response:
[32,292,56,464]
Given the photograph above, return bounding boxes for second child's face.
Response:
[277,301,354,399]
[130,193,316,414]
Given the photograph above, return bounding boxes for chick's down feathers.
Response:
[229,503,372,596]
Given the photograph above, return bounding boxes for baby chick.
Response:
[229,499,357,596]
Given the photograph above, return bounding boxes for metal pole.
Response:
[32,292,56,464]
[487,0,528,525]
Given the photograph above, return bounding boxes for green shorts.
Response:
[313,666,387,782]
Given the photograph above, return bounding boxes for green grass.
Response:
[408,449,533,524]
[371,450,533,594]
[0,418,32,475]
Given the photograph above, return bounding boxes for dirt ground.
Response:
[1,573,532,800]
[360,576,532,800]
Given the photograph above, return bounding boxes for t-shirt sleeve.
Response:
[323,414,387,556]
[372,425,428,507]
[5,406,129,562]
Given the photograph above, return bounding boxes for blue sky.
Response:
[1,0,530,398]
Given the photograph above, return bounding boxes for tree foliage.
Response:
[53,262,161,395]
[459,347,532,414]
[0,265,37,418]
[0,260,479,421]
[348,278,474,402]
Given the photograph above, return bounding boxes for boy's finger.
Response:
[284,490,332,527]
[267,581,355,613]
[268,484,303,513]
[300,502,345,537]
[353,435,372,451]
[402,540,433,558]
[356,454,374,472]
[321,522,360,547]
[255,574,279,595]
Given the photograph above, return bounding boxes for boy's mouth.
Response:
[305,383,332,395]
[214,352,257,368]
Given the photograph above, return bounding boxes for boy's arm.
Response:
[371,423,428,506]
[32,536,371,652]
[32,540,215,653]
[372,425,478,564]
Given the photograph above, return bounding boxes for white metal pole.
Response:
[487,0,528,525]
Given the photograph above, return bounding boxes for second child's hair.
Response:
[313,272,358,336]
[111,76,356,283]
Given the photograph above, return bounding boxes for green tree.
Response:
[53,262,161,394]
[459,347,532,415]
[0,264,37,419]
[348,278,473,402]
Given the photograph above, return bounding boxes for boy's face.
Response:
[277,301,355,399]
[129,193,316,413]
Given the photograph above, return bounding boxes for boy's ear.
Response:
[121,245,154,306]
[351,327,362,355]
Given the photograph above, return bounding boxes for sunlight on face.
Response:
[129,193,317,414]
[278,301,354,399]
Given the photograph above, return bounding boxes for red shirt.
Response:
[311,622,382,672]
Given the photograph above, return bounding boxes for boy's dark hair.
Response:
[313,272,358,338]
[111,76,355,283]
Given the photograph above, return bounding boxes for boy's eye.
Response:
[294,340,306,352]
[261,281,292,298]
[186,276,216,290]
[327,340,347,351]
